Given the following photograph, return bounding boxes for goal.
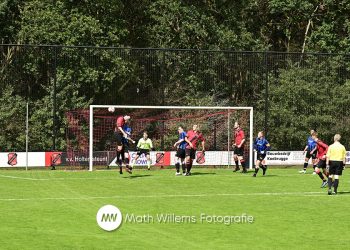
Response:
[88,105,253,171]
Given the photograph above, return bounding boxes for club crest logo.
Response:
[196,151,205,164]
[51,152,62,166]
[7,153,18,166]
[155,152,165,164]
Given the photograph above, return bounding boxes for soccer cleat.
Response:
[147,167,151,170]
[321,181,328,188]
[119,170,123,174]
[175,172,181,176]
[183,172,187,176]
[332,191,337,195]
[328,188,332,195]
[241,169,247,173]
[262,168,267,176]
[299,170,306,174]
[312,171,316,175]
[252,173,256,177]
[126,166,132,174]
[185,172,192,176]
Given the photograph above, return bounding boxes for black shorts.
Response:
[329,161,344,176]
[234,147,244,157]
[317,159,326,169]
[137,149,150,156]
[123,144,129,153]
[185,148,196,159]
[305,150,317,159]
[115,132,123,146]
[175,148,186,159]
[257,153,266,161]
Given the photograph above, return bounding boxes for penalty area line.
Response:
[0,191,344,202]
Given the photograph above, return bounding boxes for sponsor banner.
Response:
[264,151,350,165]
[60,151,109,166]
[0,152,45,167]
[109,151,171,167]
[264,151,304,165]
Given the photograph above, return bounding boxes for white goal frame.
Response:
[89,105,253,171]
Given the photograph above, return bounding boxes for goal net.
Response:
[86,105,253,171]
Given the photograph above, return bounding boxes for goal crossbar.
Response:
[89,105,254,171]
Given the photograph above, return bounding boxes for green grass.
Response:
[0,168,349,250]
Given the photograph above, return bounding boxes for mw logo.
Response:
[101,213,119,222]
[96,205,123,231]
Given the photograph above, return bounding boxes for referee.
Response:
[326,134,346,195]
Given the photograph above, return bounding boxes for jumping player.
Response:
[299,129,318,174]
[233,122,247,173]
[119,125,135,174]
[131,132,154,170]
[173,126,188,176]
[312,132,329,188]
[326,134,346,195]
[115,115,131,172]
[253,131,270,177]
[185,124,205,176]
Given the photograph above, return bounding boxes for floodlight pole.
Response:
[25,102,29,171]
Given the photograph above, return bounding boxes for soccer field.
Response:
[0,168,349,250]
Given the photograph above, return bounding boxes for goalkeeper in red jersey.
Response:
[185,125,206,176]
[312,132,329,188]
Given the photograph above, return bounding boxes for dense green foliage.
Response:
[1,168,350,249]
[1,1,350,151]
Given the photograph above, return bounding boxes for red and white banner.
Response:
[0,152,46,167]
[0,151,350,167]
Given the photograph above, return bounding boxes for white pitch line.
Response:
[0,191,346,202]
[0,174,50,181]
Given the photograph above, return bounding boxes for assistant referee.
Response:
[326,134,346,195]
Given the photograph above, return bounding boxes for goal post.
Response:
[89,105,253,171]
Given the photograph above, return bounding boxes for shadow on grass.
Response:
[337,191,350,195]
[123,174,152,179]
[190,172,216,176]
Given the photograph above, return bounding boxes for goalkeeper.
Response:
[131,132,154,170]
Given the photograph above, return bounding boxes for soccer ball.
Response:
[108,107,115,112]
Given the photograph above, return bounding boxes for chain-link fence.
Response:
[1,44,350,151]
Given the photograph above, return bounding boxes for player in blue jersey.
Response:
[253,131,271,177]
[118,125,135,174]
[173,126,191,176]
[299,129,318,174]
